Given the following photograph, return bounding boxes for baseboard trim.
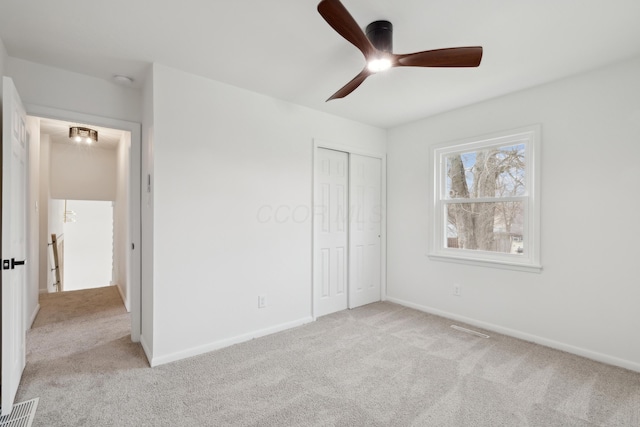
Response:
[28,303,41,329]
[150,316,314,367]
[115,283,130,312]
[386,297,640,373]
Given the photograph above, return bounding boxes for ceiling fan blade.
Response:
[397,47,483,68]
[318,0,376,58]
[327,69,371,101]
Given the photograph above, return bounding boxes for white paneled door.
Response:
[314,148,382,317]
[314,148,349,317]
[1,77,28,416]
[349,154,382,309]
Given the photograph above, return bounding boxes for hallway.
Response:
[15,287,147,424]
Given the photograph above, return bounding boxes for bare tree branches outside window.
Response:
[445,144,526,254]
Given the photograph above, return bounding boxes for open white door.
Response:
[349,154,382,309]
[1,76,28,416]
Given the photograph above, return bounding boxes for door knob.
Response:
[11,258,26,269]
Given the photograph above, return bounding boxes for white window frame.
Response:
[429,125,542,273]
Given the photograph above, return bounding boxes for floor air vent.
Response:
[451,325,490,338]
[0,398,39,427]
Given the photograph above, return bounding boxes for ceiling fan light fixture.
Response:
[367,57,392,73]
[317,0,483,100]
[69,126,98,144]
[366,20,393,73]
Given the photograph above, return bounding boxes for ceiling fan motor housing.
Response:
[366,20,393,53]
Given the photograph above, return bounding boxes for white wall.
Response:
[26,116,40,326]
[48,200,64,248]
[48,198,64,291]
[386,56,640,371]
[62,200,113,291]
[0,36,7,96]
[140,67,155,358]
[49,142,117,201]
[6,58,142,123]
[114,133,131,309]
[149,63,386,365]
[38,135,53,293]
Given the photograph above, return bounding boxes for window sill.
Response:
[428,253,543,273]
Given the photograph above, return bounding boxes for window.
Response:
[429,125,541,272]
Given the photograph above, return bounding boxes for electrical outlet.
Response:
[258,295,267,308]
[453,284,461,297]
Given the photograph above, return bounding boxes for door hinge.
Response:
[2,259,9,270]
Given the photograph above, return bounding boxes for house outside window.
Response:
[429,125,541,272]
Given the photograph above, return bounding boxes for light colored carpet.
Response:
[16,286,640,426]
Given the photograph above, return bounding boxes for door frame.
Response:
[311,138,387,320]
[25,104,142,342]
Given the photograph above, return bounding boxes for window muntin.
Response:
[430,126,541,272]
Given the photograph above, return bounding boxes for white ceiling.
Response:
[2,0,640,128]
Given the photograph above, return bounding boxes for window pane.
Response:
[446,201,524,254]
[496,143,526,197]
[445,143,526,199]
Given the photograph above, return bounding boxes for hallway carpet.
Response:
[16,287,640,426]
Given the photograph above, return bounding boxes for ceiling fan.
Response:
[317,0,483,101]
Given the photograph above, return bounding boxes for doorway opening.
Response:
[36,118,134,309]
[25,105,142,341]
[1,78,142,415]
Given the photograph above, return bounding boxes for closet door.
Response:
[349,154,382,309]
[314,148,349,317]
